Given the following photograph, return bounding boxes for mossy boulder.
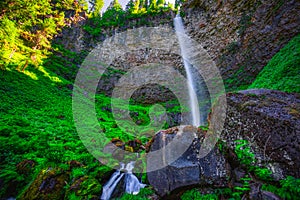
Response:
[19,167,69,200]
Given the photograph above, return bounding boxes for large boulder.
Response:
[147,126,230,197]
[222,89,300,178]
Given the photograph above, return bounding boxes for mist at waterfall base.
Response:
[101,162,146,200]
[100,15,210,200]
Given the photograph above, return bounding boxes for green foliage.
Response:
[90,0,104,16]
[249,34,300,93]
[0,51,181,198]
[231,139,300,199]
[83,0,175,36]
[157,0,166,7]
[262,176,300,200]
[181,189,218,200]
[0,0,87,70]
[234,140,255,166]
[0,68,82,197]
[120,188,154,200]
[234,140,273,181]
[233,175,251,199]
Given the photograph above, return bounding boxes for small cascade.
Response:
[100,163,125,200]
[100,162,145,200]
[124,161,146,195]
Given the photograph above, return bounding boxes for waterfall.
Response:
[100,162,146,200]
[174,14,201,127]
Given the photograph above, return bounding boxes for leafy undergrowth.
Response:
[0,67,83,198]
[0,55,182,198]
[249,34,300,93]
[180,140,300,200]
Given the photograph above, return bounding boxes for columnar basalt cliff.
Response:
[54,11,175,53]
[54,1,300,92]
[182,0,300,90]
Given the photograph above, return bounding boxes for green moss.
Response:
[249,34,300,93]
[181,189,218,200]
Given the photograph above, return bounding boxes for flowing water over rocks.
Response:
[100,162,146,200]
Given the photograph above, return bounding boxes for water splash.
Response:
[174,14,201,126]
[100,162,145,200]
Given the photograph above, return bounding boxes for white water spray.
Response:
[174,14,201,126]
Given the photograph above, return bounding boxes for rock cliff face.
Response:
[55,11,175,53]
[183,0,300,90]
[55,1,299,92]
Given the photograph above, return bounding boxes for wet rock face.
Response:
[147,126,230,197]
[222,89,300,178]
[183,0,300,90]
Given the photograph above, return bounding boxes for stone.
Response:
[67,176,101,198]
[221,89,300,178]
[19,167,69,200]
[147,125,230,197]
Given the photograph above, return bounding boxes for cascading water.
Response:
[174,14,201,127]
[124,161,146,195]
[100,162,146,200]
[100,163,125,200]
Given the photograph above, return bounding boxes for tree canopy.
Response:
[0,0,98,71]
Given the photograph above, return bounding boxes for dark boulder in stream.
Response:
[147,126,230,197]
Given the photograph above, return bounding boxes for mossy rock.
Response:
[16,159,36,175]
[66,176,102,199]
[19,167,69,200]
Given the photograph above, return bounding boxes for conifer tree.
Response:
[0,0,88,70]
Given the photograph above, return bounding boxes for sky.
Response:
[102,0,176,13]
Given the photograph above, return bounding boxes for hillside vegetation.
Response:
[249,34,300,93]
